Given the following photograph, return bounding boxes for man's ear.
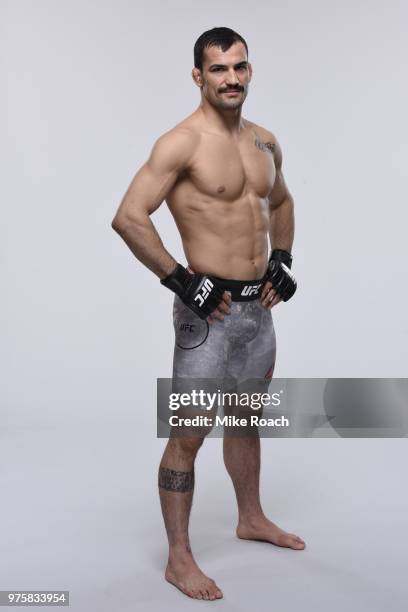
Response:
[191,68,203,88]
[248,62,253,81]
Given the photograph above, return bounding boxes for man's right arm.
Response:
[111,128,197,278]
[111,128,231,321]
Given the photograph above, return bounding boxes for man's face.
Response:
[195,42,252,110]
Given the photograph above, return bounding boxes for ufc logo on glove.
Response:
[194,279,214,306]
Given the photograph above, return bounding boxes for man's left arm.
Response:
[261,137,296,308]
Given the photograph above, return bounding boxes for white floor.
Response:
[1,425,407,612]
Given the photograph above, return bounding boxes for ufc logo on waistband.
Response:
[241,283,262,296]
[194,279,214,307]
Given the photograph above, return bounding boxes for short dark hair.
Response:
[193,27,248,71]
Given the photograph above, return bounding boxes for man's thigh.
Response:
[172,295,229,379]
[227,303,277,384]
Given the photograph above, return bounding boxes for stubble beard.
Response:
[215,89,247,111]
[217,99,244,111]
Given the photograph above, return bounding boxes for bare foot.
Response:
[237,516,305,550]
[165,553,223,600]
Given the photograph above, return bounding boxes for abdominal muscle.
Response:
[183,234,268,280]
[168,193,270,281]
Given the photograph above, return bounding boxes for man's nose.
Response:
[226,68,240,85]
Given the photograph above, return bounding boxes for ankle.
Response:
[168,543,194,563]
[238,511,266,527]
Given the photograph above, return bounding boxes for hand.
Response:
[162,265,230,320]
[260,280,282,309]
[264,257,297,304]
[207,291,232,324]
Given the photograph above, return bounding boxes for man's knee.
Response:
[172,435,205,456]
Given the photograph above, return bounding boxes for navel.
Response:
[217,185,226,193]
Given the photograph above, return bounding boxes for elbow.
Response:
[111,214,124,234]
[111,211,145,236]
[111,210,132,235]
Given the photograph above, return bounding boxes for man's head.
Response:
[192,27,252,111]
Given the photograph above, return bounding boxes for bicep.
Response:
[269,168,292,209]
[115,130,195,221]
[268,138,292,209]
[117,161,177,220]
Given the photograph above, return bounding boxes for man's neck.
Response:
[197,99,245,136]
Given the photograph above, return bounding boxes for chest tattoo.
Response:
[254,137,275,156]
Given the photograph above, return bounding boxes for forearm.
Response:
[269,195,295,252]
[112,214,177,279]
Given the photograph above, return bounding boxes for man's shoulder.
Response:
[244,119,282,165]
[244,119,278,145]
[150,120,200,168]
[156,121,200,151]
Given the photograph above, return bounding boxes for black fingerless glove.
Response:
[266,249,297,302]
[160,264,224,320]
[269,249,293,269]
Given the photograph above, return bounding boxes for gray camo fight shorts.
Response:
[172,275,277,399]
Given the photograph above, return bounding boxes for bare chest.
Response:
[187,133,277,201]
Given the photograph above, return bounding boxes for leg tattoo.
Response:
[158,467,195,492]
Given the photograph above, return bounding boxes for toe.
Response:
[207,585,217,600]
[215,588,223,599]
[292,535,305,548]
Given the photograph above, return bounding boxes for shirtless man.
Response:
[112,27,305,601]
